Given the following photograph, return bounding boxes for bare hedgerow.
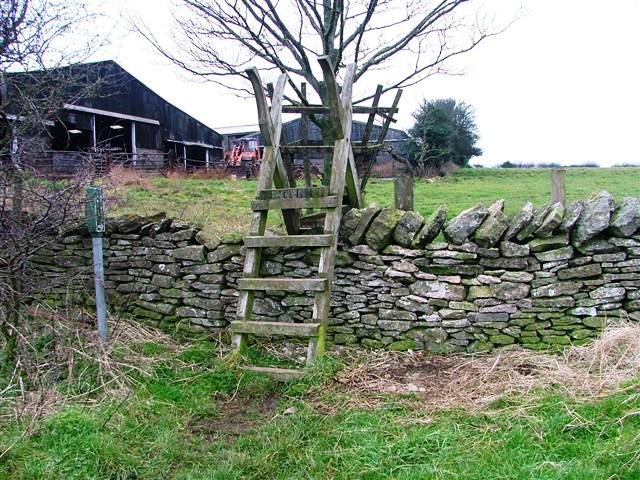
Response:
[1,0,112,366]
[0,167,92,363]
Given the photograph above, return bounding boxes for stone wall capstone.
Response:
[30,191,640,352]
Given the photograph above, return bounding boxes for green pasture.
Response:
[112,167,640,235]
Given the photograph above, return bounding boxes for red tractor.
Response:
[224,137,262,177]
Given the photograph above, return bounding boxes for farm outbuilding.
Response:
[5,60,223,175]
[220,117,409,177]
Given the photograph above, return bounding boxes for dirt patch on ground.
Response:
[189,392,280,441]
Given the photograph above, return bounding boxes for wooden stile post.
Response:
[394,175,414,211]
[551,168,566,206]
[394,157,414,211]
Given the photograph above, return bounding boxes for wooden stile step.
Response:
[238,277,327,292]
[252,195,338,211]
[230,321,320,337]
[242,366,304,381]
[244,234,332,248]
[257,186,328,200]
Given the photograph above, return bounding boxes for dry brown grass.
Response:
[0,307,186,423]
[104,165,155,189]
[370,160,394,178]
[312,322,640,414]
[162,167,229,180]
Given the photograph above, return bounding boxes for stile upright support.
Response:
[551,168,566,206]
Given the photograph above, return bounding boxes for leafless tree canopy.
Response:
[0,1,107,365]
[141,0,508,104]
[1,0,106,157]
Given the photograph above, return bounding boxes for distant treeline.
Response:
[492,161,640,169]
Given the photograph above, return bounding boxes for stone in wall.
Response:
[393,211,424,247]
[572,191,615,245]
[412,205,447,248]
[609,197,640,237]
[443,203,489,245]
[365,208,404,251]
[504,202,534,241]
[474,200,509,247]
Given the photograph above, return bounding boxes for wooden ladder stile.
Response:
[230,58,357,379]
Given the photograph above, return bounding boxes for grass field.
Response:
[111,167,640,236]
[1,319,640,480]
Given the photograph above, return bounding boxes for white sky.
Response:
[89,0,640,167]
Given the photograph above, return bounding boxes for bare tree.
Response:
[0,0,108,365]
[142,1,507,99]
[1,0,107,158]
[137,0,511,178]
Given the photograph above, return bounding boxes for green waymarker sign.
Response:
[86,186,105,236]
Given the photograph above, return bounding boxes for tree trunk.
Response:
[1,276,22,365]
[319,120,335,186]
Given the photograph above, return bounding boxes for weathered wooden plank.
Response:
[233,70,289,352]
[246,68,274,147]
[301,82,312,198]
[551,168,566,206]
[280,145,335,151]
[282,105,398,115]
[245,68,299,233]
[251,196,338,211]
[361,84,383,148]
[375,88,403,145]
[394,175,414,211]
[244,234,332,248]
[242,366,304,381]
[270,74,301,234]
[308,62,357,364]
[230,321,320,337]
[281,144,384,152]
[257,186,329,200]
[238,277,327,292]
[270,74,288,152]
[283,152,297,187]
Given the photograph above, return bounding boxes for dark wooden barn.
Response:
[6,60,223,175]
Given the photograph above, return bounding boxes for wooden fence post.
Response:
[551,168,566,206]
[394,175,413,211]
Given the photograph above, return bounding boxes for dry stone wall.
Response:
[30,191,640,352]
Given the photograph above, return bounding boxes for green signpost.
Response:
[86,186,108,341]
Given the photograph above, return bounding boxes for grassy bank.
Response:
[2,318,640,479]
[110,167,640,236]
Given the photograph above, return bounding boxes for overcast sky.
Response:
[92,0,640,167]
